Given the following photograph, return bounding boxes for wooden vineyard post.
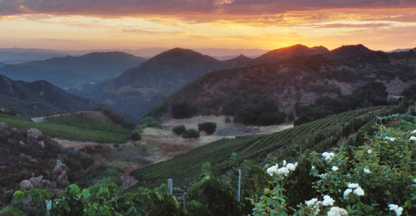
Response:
[168,178,173,194]
[46,200,52,216]
[183,193,186,211]
[237,169,241,202]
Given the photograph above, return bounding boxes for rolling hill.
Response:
[0,52,145,89]
[325,44,373,59]
[254,44,329,64]
[143,49,416,122]
[0,62,6,68]
[0,74,98,117]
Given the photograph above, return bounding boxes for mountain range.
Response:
[72,44,380,120]
[0,52,145,89]
[142,48,416,121]
[0,43,406,120]
[0,75,98,117]
[0,48,67,64]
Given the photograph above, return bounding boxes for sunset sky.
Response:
[0,0,415,52]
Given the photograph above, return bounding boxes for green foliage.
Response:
[182,129,200,140]
[0,206,26,216]
[137,117,162,130]
[187,163,243,216]
[0,113,130,143]
[46,112,131,134]
[402,84,416,101]
[130,132,141,141]
[295,81,392,126]
[171,102,195,119]
[198,122,217,135]
[252,113,416,215]
[172,125,186,135]
[235,99,286,126]
[98,108,135,130]
[9,183,184,216]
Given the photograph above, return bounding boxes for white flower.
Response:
[305,198,318,207]
[348,183,359,189]
[411,129,416,134]
[367,149,372,154]
[364,168,371,174]
[410,136,416,141]
[322,195,335,206]
[332,166,339,171]
[311,166,316,170]
[319,173,327,179]
[327,206,348,216]
[287,163,297,171]
[389,204,403,216]
[343,188,352,200]
[277,167,290,176]
[322,152,335,162]
[384,137,396,142]
[283,160,286,166]
[354,187,365,196]
[267,165,278,176]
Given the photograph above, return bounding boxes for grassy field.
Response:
[130,103,413,189]
[0,113,131,143]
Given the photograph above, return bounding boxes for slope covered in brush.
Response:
[144,52,415,123]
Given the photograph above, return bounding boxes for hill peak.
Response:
[254,44,329,64]
[327,44,373,59]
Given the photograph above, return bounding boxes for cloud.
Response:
[122,28,183,35]
[314,23,391,29]
[0,0,415,21]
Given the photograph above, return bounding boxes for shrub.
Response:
[198,122,217,135]
[172,125,186,135]
[130,132,141,141]
[288,112,295,121]
[225,116,231,123]
[235,99,286,126]
[138,117,162,129]
[182,129,200,140]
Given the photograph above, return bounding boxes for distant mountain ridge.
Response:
[0,74,98,117]
[0,52,145,89]
[254,44,330,64]
[76,44,380,120]
[0,62,6,68]
[0,48,67,64]
[325,44,373,59]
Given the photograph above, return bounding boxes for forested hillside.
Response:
[0,75,98,117]
[144,51,416,125]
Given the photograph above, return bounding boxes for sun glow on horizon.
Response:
[0,5,415,52]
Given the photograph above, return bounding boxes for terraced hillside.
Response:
[0,112,131,143]
[130,102,414,189]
